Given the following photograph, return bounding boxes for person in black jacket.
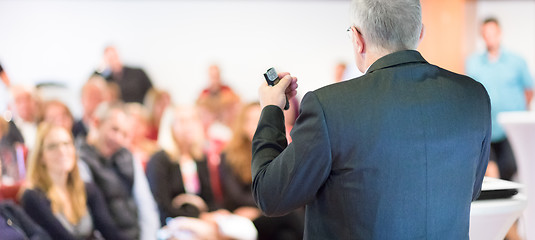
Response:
[96,46,153,104]
[20,123,127,240]
[0,200,51,240]
[146,105,217,226]
[220,102,303,240]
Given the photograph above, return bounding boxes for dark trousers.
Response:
[490,138,517,181]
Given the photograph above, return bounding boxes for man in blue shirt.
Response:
[466,17,533,180]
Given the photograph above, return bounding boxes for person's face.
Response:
[42,127,76,176]
[244,105,261,142]
[208,65,222,87]
[104,47,122,70]
[98,110,130,154]
[82,84,105,118]
[481,22,501,51]
[172,107,202,145]
[13,91,36,122]
[44,104,73,131]
[154,94,171,121]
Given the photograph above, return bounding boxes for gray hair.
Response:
[92,101,126,123]
[350,0,422,53]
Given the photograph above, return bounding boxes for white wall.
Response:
[473,1,535,79]
[0,0,358,116]
[1,0,534,116]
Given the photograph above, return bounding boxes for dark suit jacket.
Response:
[252,50,491,239]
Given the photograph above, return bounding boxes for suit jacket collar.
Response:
[366,50,428,74]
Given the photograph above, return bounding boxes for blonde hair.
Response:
[25,123,87,224]
[224,102,260,184]
[166,105,205,162]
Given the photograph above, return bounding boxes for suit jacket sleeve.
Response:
[252,92,332,216]
[472,84,492,201]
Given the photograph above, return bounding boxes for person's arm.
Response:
[472,85,492,201]
[0,71,10,87]
[20,189,76,240]
[525,89,533,109]
[85,183,129,240]
[0,64,10,87]
[132,156,161,240]
[252,92,332,216]
[1,201,52,240]
[519,58,534,109]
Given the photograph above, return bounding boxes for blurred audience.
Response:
[146,105,216,226]
[20,123,127,239]
[0,62,10,88]
[5,85,41,151]
[466,17,533,181]
[0,62,10,114]
[72,75,109,140]
[143,88,171,141]
[76,102,160,240]
[196,64,240,130]
[124,103,160,169]
[0,200,51,240]
[1,117,26,202]
[96,46,153,104]
[219,102,304,240]
[41,100,74,132]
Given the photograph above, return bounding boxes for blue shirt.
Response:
[466,49,533,142]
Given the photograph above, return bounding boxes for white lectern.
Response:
[498,111,535,239]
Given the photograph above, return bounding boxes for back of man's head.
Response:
[350,0,422,53]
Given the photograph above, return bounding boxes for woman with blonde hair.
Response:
[20,123,126,240]
[219,102,303,240]
[146,105,216,226]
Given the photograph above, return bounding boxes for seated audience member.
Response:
[1,116,25,202]
[0,62,10,88]
[5,84,41,151]
[41,100,74,132]
[20,123,128,240]
[0,62,10,113]
[219,102,303,240]
[96,46,153,104]
[1,117,21,184]
[124,103,159,169]
[0,200,51,240]
[143,88,171,141]
[196,64,240,130]
[76,102,160,240]
[72,76,108,139]
[146,105,216,226]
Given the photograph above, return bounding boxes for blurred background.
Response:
[0,0,534,117]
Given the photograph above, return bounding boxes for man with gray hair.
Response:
[252,0,490,239]
[77,102,160,240]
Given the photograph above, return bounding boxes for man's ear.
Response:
[353,27,366,54]
[419,24,425,44]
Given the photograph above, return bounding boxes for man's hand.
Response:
[259,72,298,110]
